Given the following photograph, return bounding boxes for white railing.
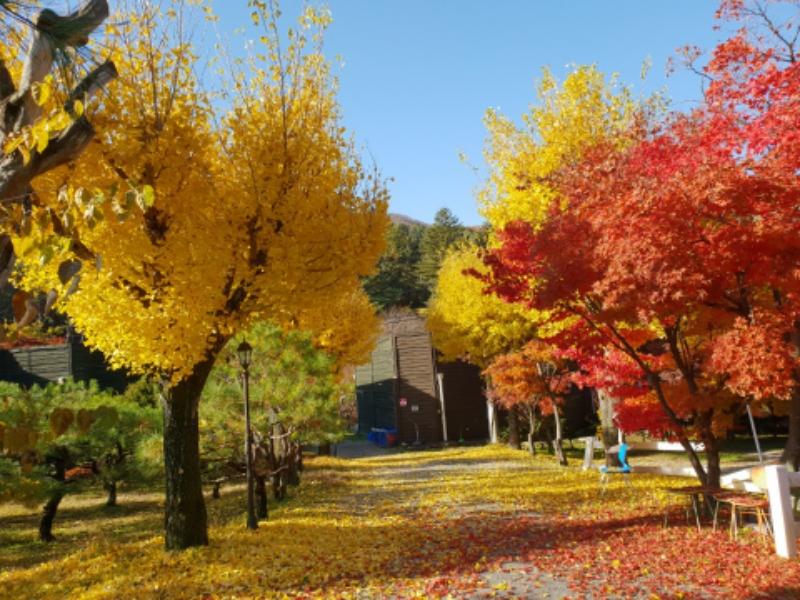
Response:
[765,465,800,559]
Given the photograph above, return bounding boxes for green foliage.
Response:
[417,208,469,291]
[200,322,351,478]
[122,377,160,408]
[0,380,161,506]
[363,223,429,310]
[364,209,482,311]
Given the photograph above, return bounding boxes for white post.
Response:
[437,373,448,443]
[487,400,498,443]
[765,464,797,558]
[581,436,595,471]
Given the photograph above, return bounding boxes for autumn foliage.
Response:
[5,0,387,549]
[471,1,800,487]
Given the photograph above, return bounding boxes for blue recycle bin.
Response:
[368,428,398,447]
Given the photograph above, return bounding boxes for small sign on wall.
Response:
[399,397,408,407]
[410,405,419,413]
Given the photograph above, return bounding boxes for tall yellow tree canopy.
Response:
[12,1,388,382]
[479,65,644,230]
[294,287,381,372]
[6,0,388,550]
[427,243,546,367]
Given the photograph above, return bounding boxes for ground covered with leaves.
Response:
[1,445,799,599]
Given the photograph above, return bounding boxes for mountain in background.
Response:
[389,213,428,228]
[366,209,487,311]
[389,212,484,230]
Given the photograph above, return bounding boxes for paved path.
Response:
[332,439,402,459]
[328,447,576,599]
[313,444,793,599]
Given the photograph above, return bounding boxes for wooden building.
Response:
[0,333,130,391]
[355,311,488,444]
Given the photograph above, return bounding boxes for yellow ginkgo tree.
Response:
[479,65,644,230]
[13,0,388,549]
[427,243,545,368]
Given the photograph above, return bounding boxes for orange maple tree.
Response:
[484,340,571,464]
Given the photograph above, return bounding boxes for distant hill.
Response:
[389,213,428,228]
[389,212,484,231]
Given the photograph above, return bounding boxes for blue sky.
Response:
[213,1,723,226]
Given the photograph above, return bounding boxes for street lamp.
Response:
[237,339,258,530]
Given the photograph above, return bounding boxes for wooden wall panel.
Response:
[355,335,397,433]
[1,340,130,391]
[396,333,441,444]
[437,359,489,441]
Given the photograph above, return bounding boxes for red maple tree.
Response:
[479,1,800,483]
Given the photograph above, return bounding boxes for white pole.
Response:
[745,403,764,464]
[437,373,448,443]
[581,436,595,471]
[487,400,497,443]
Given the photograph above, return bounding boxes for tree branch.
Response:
[1,60,118,202]
[66,60,117,114]
[15,0,110,129]
[0,59,14,102]
[0,116,95,200]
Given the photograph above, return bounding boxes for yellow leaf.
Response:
[19,143,30,165]
[3,134,23,156]
[34,124,49,153]
[31,79,51,106]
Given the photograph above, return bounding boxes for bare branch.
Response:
[66,59,118,113]
[16,0,110,128]
[0,59,14,102]
[0,116,94,201]
[0,58,118,202]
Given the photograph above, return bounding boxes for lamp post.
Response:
[237,339,258,530]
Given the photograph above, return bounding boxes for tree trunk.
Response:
[527,406,537,456]
[287,444,300,486]
[162,355,217,550]
[553,403,568,466]
[783,390,800,469]
[645,374,709,486]
[270,424,284,500]
[297,445,304,472]
[318,442,331,456]
[271,465,287,501]
[507,409,521,449]
[487,399,500,443]
[255,475,268,519]
[595,389,619,467]
[39,490,64,542]
[700,415,721,489]
[783,340,800,467]
[105,481,117,507]
[212,482,221,499]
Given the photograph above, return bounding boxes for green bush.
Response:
[0,379,161,540]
